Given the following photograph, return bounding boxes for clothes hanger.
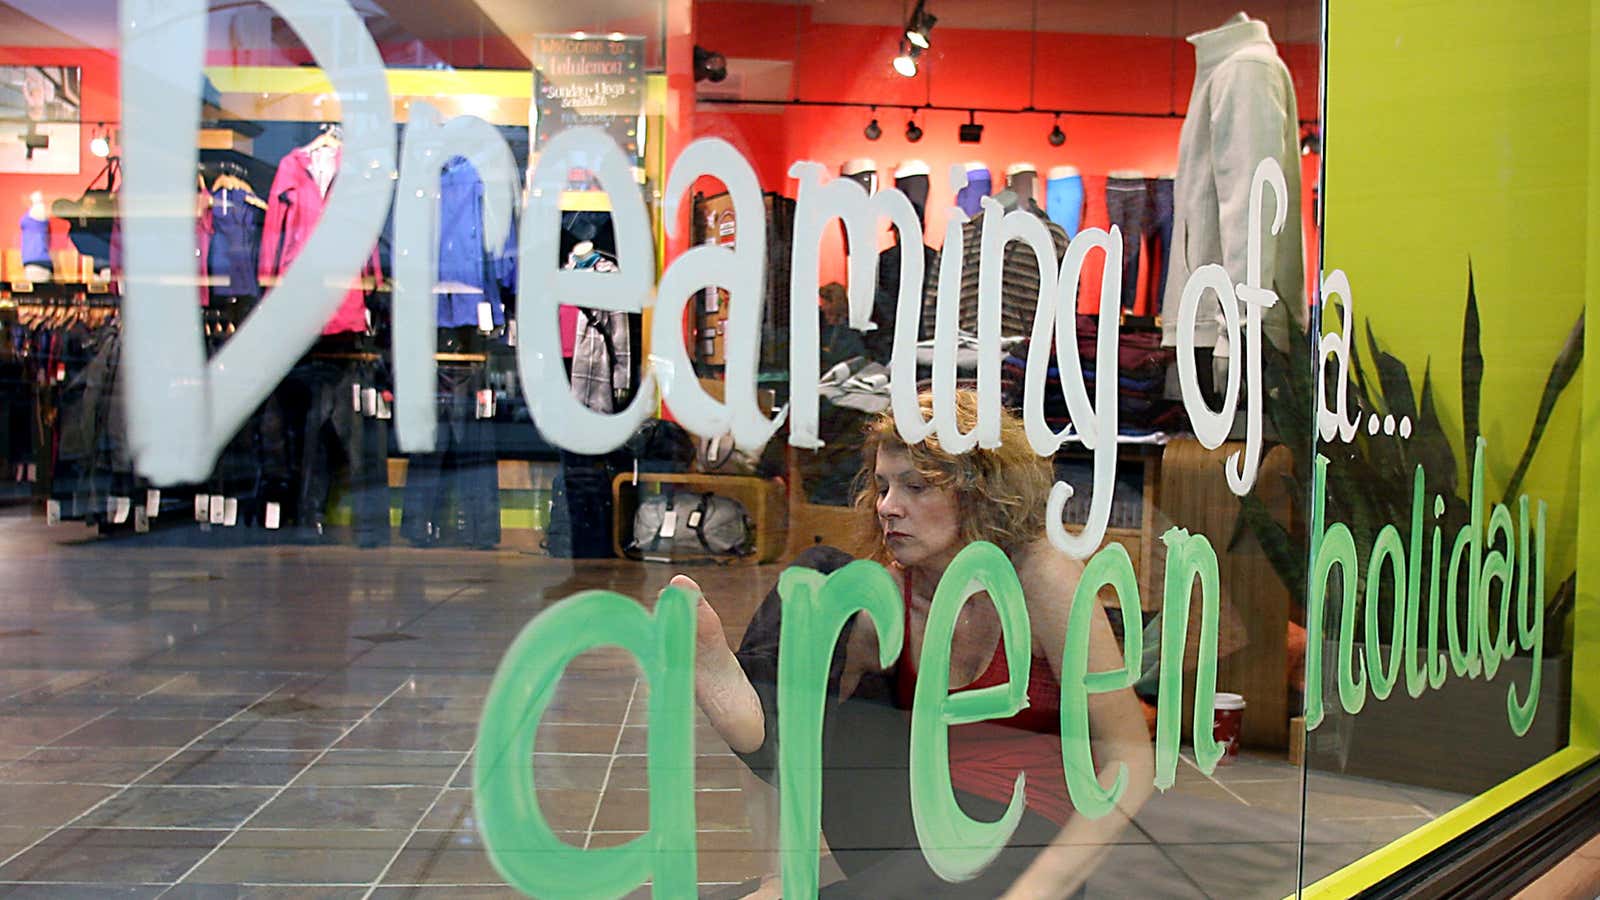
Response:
[306,123,343,152]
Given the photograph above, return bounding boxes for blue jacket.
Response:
[207,188,262,298]
[437,157,510,329]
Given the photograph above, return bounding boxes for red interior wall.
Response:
[694,2,1321,297]
[0,46,119,264]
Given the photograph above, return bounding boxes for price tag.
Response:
[133,507,149,534]
[507,319,517,347]
[659,507,678,539]
[209,495,225,525]
[362,387,378,417]
[352,383,363,412]
[377,394,392,420]
[223,498,238,527]
[195,494,210,522]
[264,502,282,530]
[45,499,60,526]
[146,489,161,518]
[25,463,34,483]
[477,301,493,332]
[113,497,131,524]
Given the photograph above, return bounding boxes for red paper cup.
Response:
[1212,692,1246,763]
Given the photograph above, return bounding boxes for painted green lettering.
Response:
[1479,502,1516,678]
[1060,542,1143,818]
[1154,528,1223,786]
[1365,524,1406,700]
[1403,468,1428,698]
[1428,495,1449,690]
[1446,438,1486,678]
[1507,498,1546,735]
[1305,454,1362,727]
[475,588,697,898]
[775,562,904,900]
[908,542,1033,882]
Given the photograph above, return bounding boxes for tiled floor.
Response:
[0,511,1469,898]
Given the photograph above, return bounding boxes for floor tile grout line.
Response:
[156,678,414,897]
[586,678,641,849]
[131,673,193,702]
[0,673,199,762]
[0,680,292,875]
[359,744,478,899]
[1178,751,1253,807]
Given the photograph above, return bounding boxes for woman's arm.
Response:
[1005,544,1156,899]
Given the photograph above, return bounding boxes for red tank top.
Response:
[893,572,1073,826]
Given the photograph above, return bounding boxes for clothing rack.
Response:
[305,352,489,363]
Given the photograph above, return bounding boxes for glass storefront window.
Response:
[0,0,1593,897]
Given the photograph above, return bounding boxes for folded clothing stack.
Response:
[1000,316,1181,436]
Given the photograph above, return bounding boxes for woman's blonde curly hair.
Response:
[852,389,1053,561]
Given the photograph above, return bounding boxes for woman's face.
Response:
[874,447,961,571]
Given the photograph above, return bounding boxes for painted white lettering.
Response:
[121,0,395,484]
[652,138,781,452]
[786,163,911,448]
[1317,269,1362,444]
[521,126,657,454]
[1043,227,1122,559]
[392,104,517,452]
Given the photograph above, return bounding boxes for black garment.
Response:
[1105,177,1152,311]
[735,546,1070,896]
[895,173,929,227]
[871,242,937,362]
[544,450,617,558]
[400,363,500,549]
[284,353,389,546]
[919,210,1070,340]
[205,296,292,527]
[820,323,867,369]
[1008,171,1039,209]
[53,324,130,521]
[842,168,876,194]
[1148,178,1175,312]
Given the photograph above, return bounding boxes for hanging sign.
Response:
[530,33,645,175]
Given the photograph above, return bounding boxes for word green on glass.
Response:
[475,538,1227,898]
[475,439,1549,897]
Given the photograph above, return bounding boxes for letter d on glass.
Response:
[120,0,394,484]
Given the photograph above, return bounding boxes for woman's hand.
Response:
[672,574,766,755]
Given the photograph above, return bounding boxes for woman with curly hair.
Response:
[683,390,1153,898]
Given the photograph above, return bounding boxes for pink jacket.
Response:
[259,145,381,335]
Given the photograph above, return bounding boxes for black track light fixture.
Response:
[864,107,882,141]
[958,109,983,143]
[905,0,937,50]
[693,45,727,83]
[1048,114,1065,147]
[905,116,923,143]
[1300,125,1321,156]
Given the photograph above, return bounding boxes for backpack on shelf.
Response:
[629,488,754,562]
